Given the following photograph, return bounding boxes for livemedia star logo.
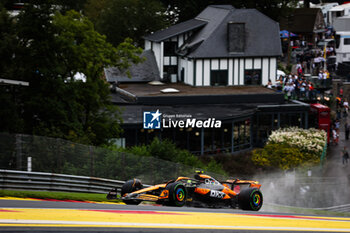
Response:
[143,109,222,129]
[143,110,162,129]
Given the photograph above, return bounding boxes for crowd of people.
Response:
[284,37,336,75]
[331,96,350,166]
[269,69,331,101]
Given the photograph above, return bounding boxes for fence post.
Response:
[90,146,94,177]
[121,152,125,181]
[27,157,32,172]
[320,140,327,167]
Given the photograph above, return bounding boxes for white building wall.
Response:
[228,59,233,85]
[145,40,151,50]
[233,59,239,85]
[151,42,162,78]
[160,42,164,79]
[239,59,244,85]
[211,59,219,70]
[196,60,203,86]
[203,59,210,86]
[179,58,186,82]
[220,59,228,70]
[245,58,253,69]
[262,58,269,85]
[253,58,262,69]
[187,60,194,86]
[171,57,177,65]
[178,35,184,47]
[269,58,277,84]
[164,57,170,66]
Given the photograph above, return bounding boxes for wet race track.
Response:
[0,198,350,233]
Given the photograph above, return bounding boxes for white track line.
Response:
[0,219,350,232]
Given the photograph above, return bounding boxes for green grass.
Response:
[264,203,350,217]
[0,189,122,203]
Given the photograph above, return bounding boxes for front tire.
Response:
[238,188,263,211]
[165,182,187,207]
[121,179,143,205]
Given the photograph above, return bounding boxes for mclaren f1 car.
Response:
[107,171,263,211]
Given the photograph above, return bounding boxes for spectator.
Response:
[343,98,349,115]
[335,119,340,130]
[332,128,339,145]
[308,81,314,100]
[341,146,349,165]
[283,83,294,100]
[336,107,342,120]
[345,121,350,140]
[267,79,272,89]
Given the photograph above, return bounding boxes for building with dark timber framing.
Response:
[105,5,310,155]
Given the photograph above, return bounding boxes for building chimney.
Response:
[227,22,245,53]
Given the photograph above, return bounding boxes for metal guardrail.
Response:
[0,169,125,194]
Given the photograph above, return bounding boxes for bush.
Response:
[252,127,326,170]
[123,138,227,176]
[205,152,260,178]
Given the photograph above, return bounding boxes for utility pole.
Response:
[287,14,294,69]
[16,134,22,170]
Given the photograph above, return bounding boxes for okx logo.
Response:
[143,110,162,129]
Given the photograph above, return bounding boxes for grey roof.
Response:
[104,50,160,83]
[143,19,207,42]
[185,5,233,50]
[187,8,282,58]
[147,5,282,58]
[280,8,324,34]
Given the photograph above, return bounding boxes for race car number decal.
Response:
[209,190,225,199]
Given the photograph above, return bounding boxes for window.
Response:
[210,70,228,86]
[336,35,340,48]
[163,65,177,81]
[164,41,177,56]
[344,38,350,45]
[244,69,261,85]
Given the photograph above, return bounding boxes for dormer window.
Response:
[164,41,178,56]
[228,22,245,53]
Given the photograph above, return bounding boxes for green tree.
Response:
[0,3,143,145]
[84,0,169,47]
[160,0,299,23]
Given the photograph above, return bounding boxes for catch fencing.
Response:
[0,169,124,193]
[0,133,224,185]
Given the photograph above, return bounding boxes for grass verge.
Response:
[0,189,121,203]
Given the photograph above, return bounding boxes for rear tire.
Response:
[121,179,143,205]
[238,188,263,211]
[164,182,187,207]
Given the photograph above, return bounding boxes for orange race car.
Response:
[107,171,263,211]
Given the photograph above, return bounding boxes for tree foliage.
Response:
[123,137,227,176]
[0,3,143,145]
[84,0,169,47]
[160,0,299,23]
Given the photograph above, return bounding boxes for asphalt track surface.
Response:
[1,198,350,233]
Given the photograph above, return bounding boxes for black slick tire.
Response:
[121,179,143,205]
[238,188,263,211]
[164,182,187,207]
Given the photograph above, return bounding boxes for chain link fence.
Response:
[0,133,225,185]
